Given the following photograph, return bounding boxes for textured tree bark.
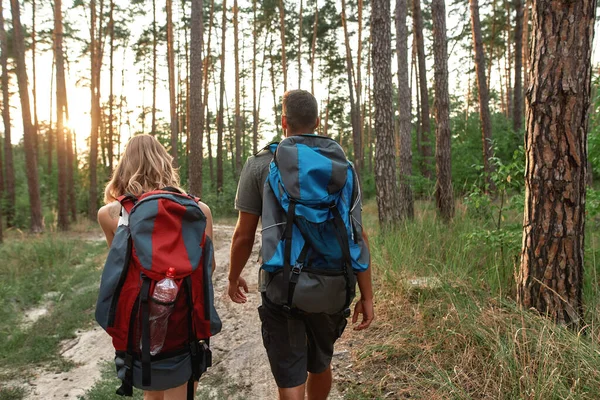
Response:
[151,0,157,135]
[55,0,69,231]
[278,0,287,92]
[216,0,226,193]
[523,0,531,98]
[31,0,39,160]
[88,0,102,220]
[234,0,242,176]
[167,0,179,166]
[341,0,362,176]
[517,0,595,326]
[310,5,318,95]
[412,0,432,179]
[395,0,414,220]
[431,0,454,222]
[513,0,524,133]
[189,0,203,196]
[108,0,114,173]
[469,0,495,188]
[0,3,15,227]
[297,0,303,89]
[252,0,258,154]
[372,0,400,227]
[10,0,43,233]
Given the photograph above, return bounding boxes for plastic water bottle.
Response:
[146,267,178,355]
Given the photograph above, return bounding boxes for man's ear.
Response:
[314,117,320,131]
[281,115,288,132]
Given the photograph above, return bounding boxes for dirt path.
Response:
[22,225,349,399]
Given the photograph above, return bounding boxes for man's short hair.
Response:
[282,90,319,131]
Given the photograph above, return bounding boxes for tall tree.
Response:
[188,0,203,196]
[470,0,495,187]
[412,0,432,178]
[523,0,531,92]
[10,0,43,233]
[517,0,595,326]
[151,0,157,134]
[431,0,454,221]
[341,0,362,175]
[277,0,287,91]
[88,0,103,220]
[310,3,318,94]
[54,0,69,230]
[297,0,302,88]
[372,0,400,227]
[31,0,39,158]
[166,0,179,165]
[233,0,241,175]
[108,0,115,172]
[252,0,258,153]
[216,0,226,193]
[0,1,15,226]
[395,0,413,220]
[513,0,524,133]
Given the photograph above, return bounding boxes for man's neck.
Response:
[285,131,316,137]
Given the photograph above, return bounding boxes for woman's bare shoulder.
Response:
[98,201,121,226]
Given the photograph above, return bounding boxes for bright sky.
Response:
[5,1,600,152]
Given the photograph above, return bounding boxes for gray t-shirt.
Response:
[235,149,273,215]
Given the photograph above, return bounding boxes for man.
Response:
[228,90,374,400]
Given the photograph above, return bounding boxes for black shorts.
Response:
[257,299,348,388]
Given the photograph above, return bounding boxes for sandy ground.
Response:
[18,225,351,399]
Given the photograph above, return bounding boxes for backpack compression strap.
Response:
[330,205,356,314]
[282,200,297,312]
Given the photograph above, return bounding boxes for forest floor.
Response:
[0,224,358,400]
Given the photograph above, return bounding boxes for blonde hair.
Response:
[104,134,182,204]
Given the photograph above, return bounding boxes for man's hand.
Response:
[352,297,374,330]
[228,277,249,304]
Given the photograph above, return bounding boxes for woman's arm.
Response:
[97,202,120,247]
[198,202,216,273]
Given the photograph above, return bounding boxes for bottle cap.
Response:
[166,267,176,279]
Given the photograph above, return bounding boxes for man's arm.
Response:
[352,231,375,330]
[228,211,260,303]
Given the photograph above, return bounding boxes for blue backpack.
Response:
[260,134,369,316]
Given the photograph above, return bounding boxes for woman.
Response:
[98,134,214,400]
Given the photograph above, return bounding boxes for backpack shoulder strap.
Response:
[117,194,138,214]
[256,142,279,156]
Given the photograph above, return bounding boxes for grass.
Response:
[0,230,106,384]
[341,200,600,399]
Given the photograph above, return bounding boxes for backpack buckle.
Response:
[290,263,303,284]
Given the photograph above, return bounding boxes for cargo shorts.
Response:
[257,296,348,388]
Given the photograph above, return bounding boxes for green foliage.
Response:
[0,235,105,374]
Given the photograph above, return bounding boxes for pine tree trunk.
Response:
[234,0,242,176]
[152,0,157,134]
[252,0,258,153]
[167,0,179,165]
[200,0,214,148]
[372,0,400,227]
[470,0,495,188]
[310,5,318,95]
[55,0,69,230]
[432,0,454,222]
[216,0,227,193]
[412,0,432,179]
[341,0,362,176]
[395,0,414,220]
[523,0,531,105]
[10,0,43,233]
[269,45,281,139]
[108,0,115,173]
[88,0,101,220]
[517,0,595,326]
[31,0,39,160]
[48,60,54,174]
[297,0,302,88]
[278,0,287,91]
[513,0,524,133]
[189,0,203,196]
[0,3,15,227]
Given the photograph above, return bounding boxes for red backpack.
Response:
[95,188,221,399]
